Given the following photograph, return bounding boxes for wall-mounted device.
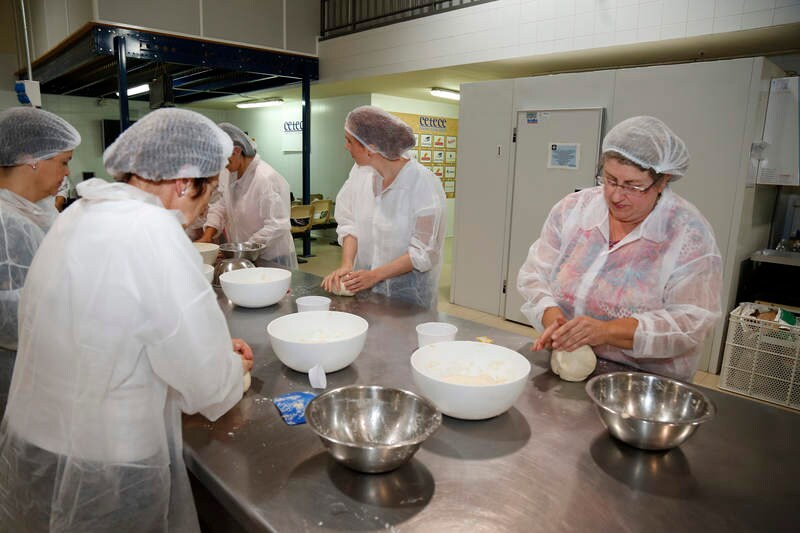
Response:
[15,80,41,107]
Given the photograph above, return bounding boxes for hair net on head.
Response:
[0,107,81,166]
[218,122,257,157]
[345,106,415,160]
[104,108,233,181]
[602,116,690,180]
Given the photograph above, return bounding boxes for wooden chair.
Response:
[311,199,333,228]
[290,204,315,263]
[291,199,301,206]
[310,193,323,201]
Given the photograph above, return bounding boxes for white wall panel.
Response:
[96,0,201,36]
[451,79,514,313]
[319,0,796,84]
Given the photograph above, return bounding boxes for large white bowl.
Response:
[267,311,368,372]
[411,341,531,420]
[220,267,291,308]
[193,242,219,265]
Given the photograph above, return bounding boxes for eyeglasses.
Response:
[599,175,660,196]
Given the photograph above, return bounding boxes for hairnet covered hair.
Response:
[602,116,690,180]
[0,107,81,166]
[104,108,233,181]
[345,106,415,160]
[218,122,257,157]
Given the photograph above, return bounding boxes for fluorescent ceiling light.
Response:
[115,84,150,97]
[430,87,460,101]
[236,98,284,109]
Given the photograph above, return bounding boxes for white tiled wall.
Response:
[319,0,800,82]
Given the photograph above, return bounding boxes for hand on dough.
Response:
[550,316,608,352]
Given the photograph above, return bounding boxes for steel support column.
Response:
[113,36,130,131]
[301,73,313,258]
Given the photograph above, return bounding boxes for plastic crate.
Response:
[719,303,800,409]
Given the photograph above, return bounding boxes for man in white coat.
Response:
[197,122,298,269]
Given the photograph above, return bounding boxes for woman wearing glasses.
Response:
[517,116,722,381]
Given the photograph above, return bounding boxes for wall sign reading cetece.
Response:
[395,112,458,199]
[283,120,304,132]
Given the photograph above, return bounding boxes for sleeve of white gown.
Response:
[246,173,291,249]
[0,213,41,350]
[516,200,565,331]
[144,226,242,421]
[626,221,723,360]
[408,184,446,272]
[334,169,358,245]
[203,195,227,232]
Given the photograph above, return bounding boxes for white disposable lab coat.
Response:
[204,155,297,269]
[0,188,57,417]
[335,161,446,308]
[517,186,722,381]
[0,178,244,532]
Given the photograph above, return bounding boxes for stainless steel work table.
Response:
[183,270,800,532]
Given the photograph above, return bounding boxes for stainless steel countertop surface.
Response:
[183,270,800,532]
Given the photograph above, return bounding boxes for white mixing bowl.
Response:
[267,311,368,372]
[220,267,291,308]
[411,341,531,420]
[193,242,220,265]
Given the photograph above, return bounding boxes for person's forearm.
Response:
[370,253,414,284]
[340,235,357,270]
[199,226,218,242]
[541,306,565,329]
[604,317,638,349]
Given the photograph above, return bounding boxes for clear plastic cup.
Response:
[296,296,332,312]
[416,322,458,347]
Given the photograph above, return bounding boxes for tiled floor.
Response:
[296,231,795,412]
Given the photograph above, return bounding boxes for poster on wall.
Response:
[547,142,580,169]
[394,112,459,198]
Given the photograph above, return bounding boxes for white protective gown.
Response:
[335,161,446,308]
[0,188,57,417]
[204,155,298,269]
[0,178,244,532]
[517,186,722,381]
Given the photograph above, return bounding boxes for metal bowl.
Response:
[585,372,716,451]
[212,257,254,287]
[305,385,442,474]
[219,242,266,261]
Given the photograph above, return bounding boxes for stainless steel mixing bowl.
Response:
[219,242,266,262]
[212,257,254,287]
[585,372,716,451]
[305,385,442,474]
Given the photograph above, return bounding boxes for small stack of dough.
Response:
[550,345,597,382]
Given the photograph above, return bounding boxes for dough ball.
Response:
[330,279,355,297]
[550,345,597,382]
[243,371,251,393]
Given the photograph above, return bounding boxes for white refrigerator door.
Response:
[504,108,604,324]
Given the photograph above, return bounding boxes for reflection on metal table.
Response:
[183,270,800,532]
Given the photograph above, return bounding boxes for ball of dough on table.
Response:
[550,345,597,382]
[243,371,251,393]
[330,279,355,297]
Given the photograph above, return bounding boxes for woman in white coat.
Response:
[0,108,253,532]
[322,106,446,308]
[197,122,298,269]
[0,107,81,418]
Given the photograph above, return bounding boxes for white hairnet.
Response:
[0,107,81,166]
[104,108,233,181]
[345,106,415,160]
[218,122,257,157]
[602,116,690,180]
